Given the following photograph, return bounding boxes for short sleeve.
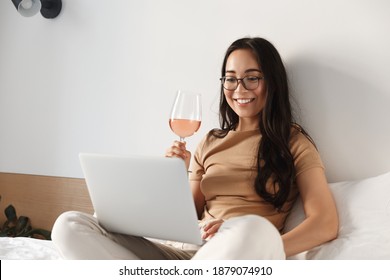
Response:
[188,135,208,182]
[290,131,324,177]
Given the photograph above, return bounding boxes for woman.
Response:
[52,37,338,259]
[168,37,338,259]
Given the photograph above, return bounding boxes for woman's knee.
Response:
[223,215,285,259]
[52,211,96,241]
[223,215,283,246]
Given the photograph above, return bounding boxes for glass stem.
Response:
[179,137,185,143]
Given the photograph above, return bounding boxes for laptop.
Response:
[79,153,203,245]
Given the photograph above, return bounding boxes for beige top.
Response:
[189,128,324,231]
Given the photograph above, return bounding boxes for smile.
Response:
[234,98,255,104]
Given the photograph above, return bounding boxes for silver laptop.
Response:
[79,153,203,245]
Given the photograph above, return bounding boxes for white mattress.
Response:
[0,237,62,260]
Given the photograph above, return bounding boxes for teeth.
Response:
[236,98,253,104]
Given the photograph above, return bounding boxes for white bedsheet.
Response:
[0,237,62,260]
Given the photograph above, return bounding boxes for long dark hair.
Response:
[211,37,309,210]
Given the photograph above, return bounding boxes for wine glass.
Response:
[169,90,202,142]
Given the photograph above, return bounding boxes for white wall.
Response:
[1,0,389,182]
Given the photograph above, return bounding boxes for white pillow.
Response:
[285,171,390,259]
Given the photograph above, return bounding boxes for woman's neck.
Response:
[235,118,259,131]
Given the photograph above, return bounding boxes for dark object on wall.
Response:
[11,0,62,19]
[40,0,62,19]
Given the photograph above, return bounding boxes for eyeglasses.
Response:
[220,75,263,91]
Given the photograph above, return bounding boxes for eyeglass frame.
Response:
[219,75,264,91]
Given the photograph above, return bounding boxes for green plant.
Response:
[0,195,51,240]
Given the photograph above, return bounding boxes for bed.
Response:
[1,169,390,260]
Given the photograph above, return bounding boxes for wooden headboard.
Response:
[0,172,94,231]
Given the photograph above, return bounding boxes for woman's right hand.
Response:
[165,141,191,170]
[200,219,224,240]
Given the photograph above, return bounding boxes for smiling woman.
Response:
[188,37,338,258]
[48,37,337,260]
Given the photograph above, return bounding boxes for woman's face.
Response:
[223,49,267,127]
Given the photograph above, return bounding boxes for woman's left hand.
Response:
[201,219,224,240]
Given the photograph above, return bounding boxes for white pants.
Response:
[52,211,285,260]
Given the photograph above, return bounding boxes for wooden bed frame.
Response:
[0,172,94,232]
